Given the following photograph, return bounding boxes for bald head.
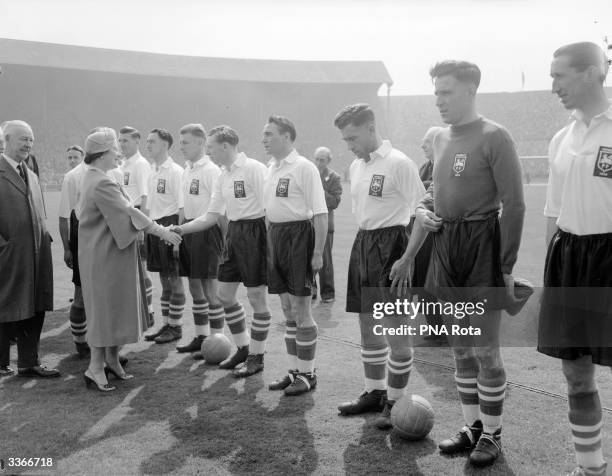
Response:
[421,126,444,162]
[1,120,34,162]
[314,146,332,173]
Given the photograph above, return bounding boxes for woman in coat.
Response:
[78,128,181,392]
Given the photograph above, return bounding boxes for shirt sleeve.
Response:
[176,168,185,209]
[253,162,266,211]
[134,162,151,200]
[93,177,152,249]
[418,182,435,212]
[304,162,328,216]
[543,131,564,218]
[58,174,73,219]
[324,172,343,210]
[207,175,226,215]
[397,158,426,216]
[488,128,526,274]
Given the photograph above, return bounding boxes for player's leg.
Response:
[284,294,318,396]
[154,274,184,343]
[217,280,249,369]
[438,307,482,455]
[70,285,89,357]
[176,278,209,353]
[269,292,299,391]
[469,310,505,467]
[234,285,270,377]
[563,357,607,476]
[374,312,414,429]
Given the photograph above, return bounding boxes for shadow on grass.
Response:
[0,310,319,475]
[342,416,437,475]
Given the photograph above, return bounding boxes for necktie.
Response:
[18,162,28,185]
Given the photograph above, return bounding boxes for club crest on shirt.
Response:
[368,174,385,197]
[234,180,246,198]
[276,178,289,197]
[123,172,130,186]
[453,153,468,176]
[593,146,612,178]
[157,178,166,194]
[189,179,200,195]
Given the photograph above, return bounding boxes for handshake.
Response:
[154,224,183,247]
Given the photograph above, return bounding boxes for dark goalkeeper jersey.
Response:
[420,116,526,274]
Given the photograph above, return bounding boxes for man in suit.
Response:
[0,121,58,378]
[312,146,342,303]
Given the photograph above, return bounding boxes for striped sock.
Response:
[284,320,298,369]
[296,325,317,373]
[193,299,210,337]
[387,351,413,401]
[454,355,480,426]
[145,274,154,315]
[224,303,249,347]
[69,303,87,344]
[569,391,606,475]
[250,311,271,354]
[168,292,185,327]
[362,345,388,392]
[161,289,171,324]
[478,368,507,433]
[209,304,225,334]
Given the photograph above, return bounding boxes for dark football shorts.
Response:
[146,214,188,277]
[219,217,267,287]
[69,210,81,287]
[181,220,224,280]
[425,213,505,308]
[537,230,612,365]
[267,220,313,296]
[346,225,408,314]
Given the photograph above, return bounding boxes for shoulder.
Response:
[246,157,267,171]
[480,117,514,143]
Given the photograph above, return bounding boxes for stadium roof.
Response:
[0,38,393,86]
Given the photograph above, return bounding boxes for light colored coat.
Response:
[78,167,151,347]
[0,156,53,322]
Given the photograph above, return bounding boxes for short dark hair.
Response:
[119,126,141,140]
[267,115,296,142]
[83,151,106,165]
[554,42,609,81]
[333,103,375,129]
[179,123,206,138]
[429,60,481,87]
[208,125,239,146]
[67,145,84,156]
[150,128,173,148]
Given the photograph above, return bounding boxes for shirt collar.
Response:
[188,156,210,169]
[3,154,21,172]
[570,102,612,124]
[126,151,142,162]
[155,157,173,171]
[369,140,392,162]
[229,152,247,171]
[272,149,299,168]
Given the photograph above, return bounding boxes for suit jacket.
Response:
[0,155,53,322]
[320,168,342,232]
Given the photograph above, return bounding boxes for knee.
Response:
[563,361,596,394]
[216,289,234,308]
[475,346,503,370]
[246,286,266,306]
[188,280,202,297]
[388,339,413,360]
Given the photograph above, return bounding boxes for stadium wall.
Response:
[0,64,388,185]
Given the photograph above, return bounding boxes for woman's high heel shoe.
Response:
[104,366,134,381]
[84,370,116,392]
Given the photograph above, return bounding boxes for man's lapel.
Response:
[0,155,27,196]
